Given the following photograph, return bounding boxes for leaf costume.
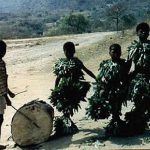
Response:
[125,40,150,135]
[86,59,128,121]
[128,40,150,109]
[49,57,90,136]
[128,40,150,73]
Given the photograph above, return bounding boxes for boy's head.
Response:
[109,44,121,61]
[0,40,6,58]
[63,41,75,59]
[136,22,149,41]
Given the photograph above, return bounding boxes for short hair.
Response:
[109,43,121,54]
[136,22,150,32]
[0,40,6,55]
[0,40,6,48]
[63,41,75,54]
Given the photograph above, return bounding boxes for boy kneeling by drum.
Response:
[0,40,15,148]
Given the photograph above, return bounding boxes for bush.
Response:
[59,13,90,34]
[0,19,46,39]
[121,14,137,29]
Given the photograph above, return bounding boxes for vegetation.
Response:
[47,13,89,36]
[0,0,149,38]
[59,13,89,34]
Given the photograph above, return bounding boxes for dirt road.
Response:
[2,32,150,150]
[2,32,113,149]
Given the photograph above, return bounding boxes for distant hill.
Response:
[0,0,137,13]
[0,0,150,39]
[0,0,108,13]
[0,0,149,18]
[0,0,109,14]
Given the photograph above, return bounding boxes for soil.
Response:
[2,32,150,150]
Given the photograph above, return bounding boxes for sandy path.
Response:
[1,32,150,150]
[2,32,113,149]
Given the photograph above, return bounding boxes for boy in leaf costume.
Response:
[87,44,129,136]
[50,41,96,136]
[125,22,150,135]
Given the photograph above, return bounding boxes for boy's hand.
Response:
[8,90,15,98]
[95,78,99,83]
[9,92,15,98]
[6,97,12,106]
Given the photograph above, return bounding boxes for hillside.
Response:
[0,0,116,13]
[0,0,150,39]
[0,0,149,15]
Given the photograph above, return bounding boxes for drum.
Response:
[11,100,54,146]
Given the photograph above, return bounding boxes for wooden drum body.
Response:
[11,100,54,146]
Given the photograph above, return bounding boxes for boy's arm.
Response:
[82,65,96,80]
[8,89,15,98]
[126,59,132,72]
[6,73,15,98]
[55,76,61,87]
[4,94,11,106]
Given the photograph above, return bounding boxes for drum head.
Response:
[11,100,54,146]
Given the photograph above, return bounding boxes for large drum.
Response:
[11,100,54,146]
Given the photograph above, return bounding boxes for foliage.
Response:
[127,41,150,106]
[125,40,150,136]
[124,110,147,136]
[86,59,128,121]
[15,20,45,36]
[106,2,127,31]
[86,83,111,120]
[97,60,124,84]
[54,116,79,136]
[128,41,150,68]
[128,74,150,104]
[50,78,90,117]
[59,13,90,34]
[0,0,150,38]
[49,58,90,117]
[0,19,46,38]
[53,58,84,79]
[121,14,137,29]
[89,18,105,32]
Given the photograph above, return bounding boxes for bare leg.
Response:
[0,114,6,149]
[0,114,4,139]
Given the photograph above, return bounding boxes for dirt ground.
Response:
[1,32,150,150]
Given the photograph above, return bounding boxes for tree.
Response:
[106,2,126,32]
[59,13,89,34]
[121,14,137,29]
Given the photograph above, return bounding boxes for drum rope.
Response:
[11,105,40,128]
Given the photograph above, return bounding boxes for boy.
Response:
[50,41,96,136]
[125,22,150,135]
[54,41,96,87]
[0,40,15,148]
[87,44,129,136]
